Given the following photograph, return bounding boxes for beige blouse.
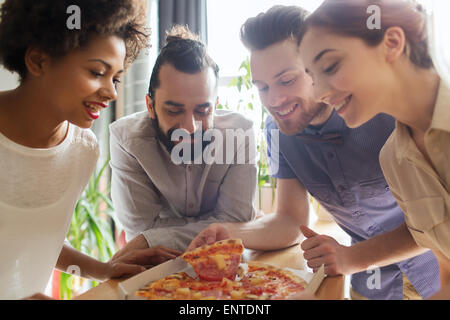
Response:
[380,80,450,260]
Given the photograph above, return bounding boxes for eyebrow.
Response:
[251,68,296,85]
[313,49,337,63]
[88,59,124,73]
[273,68,296,79]
[197,102,213,108]
[164,101,185,108]
[164,101,213,108]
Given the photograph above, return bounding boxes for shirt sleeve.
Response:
[142,127,259,251]
[265,119,296,179]
[109,128,191,242]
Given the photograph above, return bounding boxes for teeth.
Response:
[333,96,351,111]
[277,104,297,116]
[85,103,101,114]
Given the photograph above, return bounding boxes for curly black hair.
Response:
[0,0,150,81]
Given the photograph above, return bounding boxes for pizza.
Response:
[135,239,308,300]
[181,239,244,281]
[135,261,308,300]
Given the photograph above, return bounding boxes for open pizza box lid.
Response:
[117,256,326,300]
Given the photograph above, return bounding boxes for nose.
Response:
[181,115,200,135]
[266,89,287,108]
[98,80,118,103]
[313,80,332,105]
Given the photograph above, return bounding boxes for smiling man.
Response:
[188,5,441,300]
[109,26,258,256]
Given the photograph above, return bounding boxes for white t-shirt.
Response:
[0,122,99,299]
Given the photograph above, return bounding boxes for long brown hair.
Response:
[299,0,433,69]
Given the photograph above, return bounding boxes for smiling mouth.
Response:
[275,103,299,119]
[84,102,107,120]
[332,95,352,113]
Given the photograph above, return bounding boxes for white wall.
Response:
[0,67,19,90]
[0,0,19,90]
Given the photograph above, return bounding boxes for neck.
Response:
[0,82,68,148]
[387,66,440,134]
[309,103,334,127]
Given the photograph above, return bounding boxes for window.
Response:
[207,0,324,79]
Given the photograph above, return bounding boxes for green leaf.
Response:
[237,77,243,92]
[94,156,111,191]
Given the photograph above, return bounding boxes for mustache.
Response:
[167,127,205,142]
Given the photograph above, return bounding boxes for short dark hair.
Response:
[298,0,433,69]
[0,0,150,81]
[148,25,219,99]
[240,5,310,51]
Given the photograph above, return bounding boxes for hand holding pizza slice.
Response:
[181,239,244,281]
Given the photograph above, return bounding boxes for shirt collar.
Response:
[302,109,346,135]
[392,121,413,164]
[429,79,450,133]
[393,79,450,164]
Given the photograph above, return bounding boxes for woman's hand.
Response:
[102,245,182,280]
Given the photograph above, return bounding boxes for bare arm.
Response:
[302,222,428,275]
[188,178,310,251]
[56,244,180,282]
[347,222,428,272]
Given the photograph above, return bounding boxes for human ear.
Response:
[383,27,406,63]
[146,94,156,119]
[24,48,49,77]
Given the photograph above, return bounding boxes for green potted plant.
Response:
[57,157,119,300]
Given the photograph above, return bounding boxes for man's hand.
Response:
[300,225,353,276]
[112,234,150,260]
[103,245,182,280]
[187,223,230,251]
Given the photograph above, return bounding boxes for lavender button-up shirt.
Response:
[266,111,440,299]
[110,110,258,252]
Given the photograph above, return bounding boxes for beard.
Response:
[152,113,212,163]
[274,101,329,136]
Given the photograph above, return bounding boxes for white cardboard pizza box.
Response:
[118,258,326,300]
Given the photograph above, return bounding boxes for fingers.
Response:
[110,263,146,279]
[112,234,149,261]
[120,246,182,266]
[300,225,319,238]
[187,224,227,251]
[187,234,209,252]
[303,245,328,261]
[151,246,182,257]
[306,255,335,269]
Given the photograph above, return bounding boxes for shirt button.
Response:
[353,211,361,217]
[327,152,335,159]
[385,186,390,191]
[188,203,194,209]
[338,185,346,192]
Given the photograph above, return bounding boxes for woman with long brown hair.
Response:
[298,0,449,298]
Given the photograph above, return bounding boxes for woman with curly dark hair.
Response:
[0,0,180,299]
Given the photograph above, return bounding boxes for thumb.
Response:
[300,225,319,238]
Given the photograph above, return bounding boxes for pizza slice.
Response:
[181,239,244,281]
